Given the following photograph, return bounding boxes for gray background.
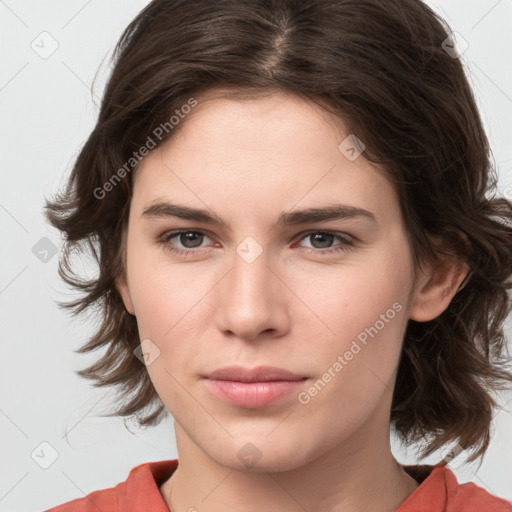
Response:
[1,1,511,510]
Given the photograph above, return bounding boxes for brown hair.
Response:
[45,0,512,464]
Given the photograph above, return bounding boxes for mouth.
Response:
[202,365,308,408]
[203,365,307,382]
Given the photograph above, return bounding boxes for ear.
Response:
[409,252,469,322]
[115,227,135,316]
[116,272,135,316]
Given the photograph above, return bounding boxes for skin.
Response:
[116,90,468,512]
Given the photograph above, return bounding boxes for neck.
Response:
[160,419,419,512]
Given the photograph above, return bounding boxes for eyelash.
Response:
[158,229,355,256]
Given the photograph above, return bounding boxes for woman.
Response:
[45,0,512,510]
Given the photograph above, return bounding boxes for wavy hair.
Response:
[45,0,512,463]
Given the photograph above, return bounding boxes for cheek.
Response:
[296,242,411,343]
[126,253,210,412]
[295,237,413,391]
[127,240,211,336]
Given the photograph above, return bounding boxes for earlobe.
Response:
[409,255,469,323]
[116,273,136,316]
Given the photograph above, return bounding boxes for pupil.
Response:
[181,232,202,248]
[312,233,333,248]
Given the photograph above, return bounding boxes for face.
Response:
[117,90,423,472]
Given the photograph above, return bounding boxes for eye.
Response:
[295,231,355,254]
[158,229,355,257]
[159,230,214,256]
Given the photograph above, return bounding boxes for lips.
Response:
[202,365,308,408]
[204,365,306,383]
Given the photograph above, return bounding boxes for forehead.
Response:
[131,91,401,225]
[170,90,346,155]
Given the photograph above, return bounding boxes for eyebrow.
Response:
[141,202,377,227]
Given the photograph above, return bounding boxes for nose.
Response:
[215,247,290,341]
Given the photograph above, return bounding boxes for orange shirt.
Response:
[45,459,512,512]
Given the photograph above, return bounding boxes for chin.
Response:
[207,440,312,474]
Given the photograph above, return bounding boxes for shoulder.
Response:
[45,482,120,512]
[45,459,178,512]
[440,466,512,512]
[399,464,512,512]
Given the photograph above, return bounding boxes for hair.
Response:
[45,0,512,464]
